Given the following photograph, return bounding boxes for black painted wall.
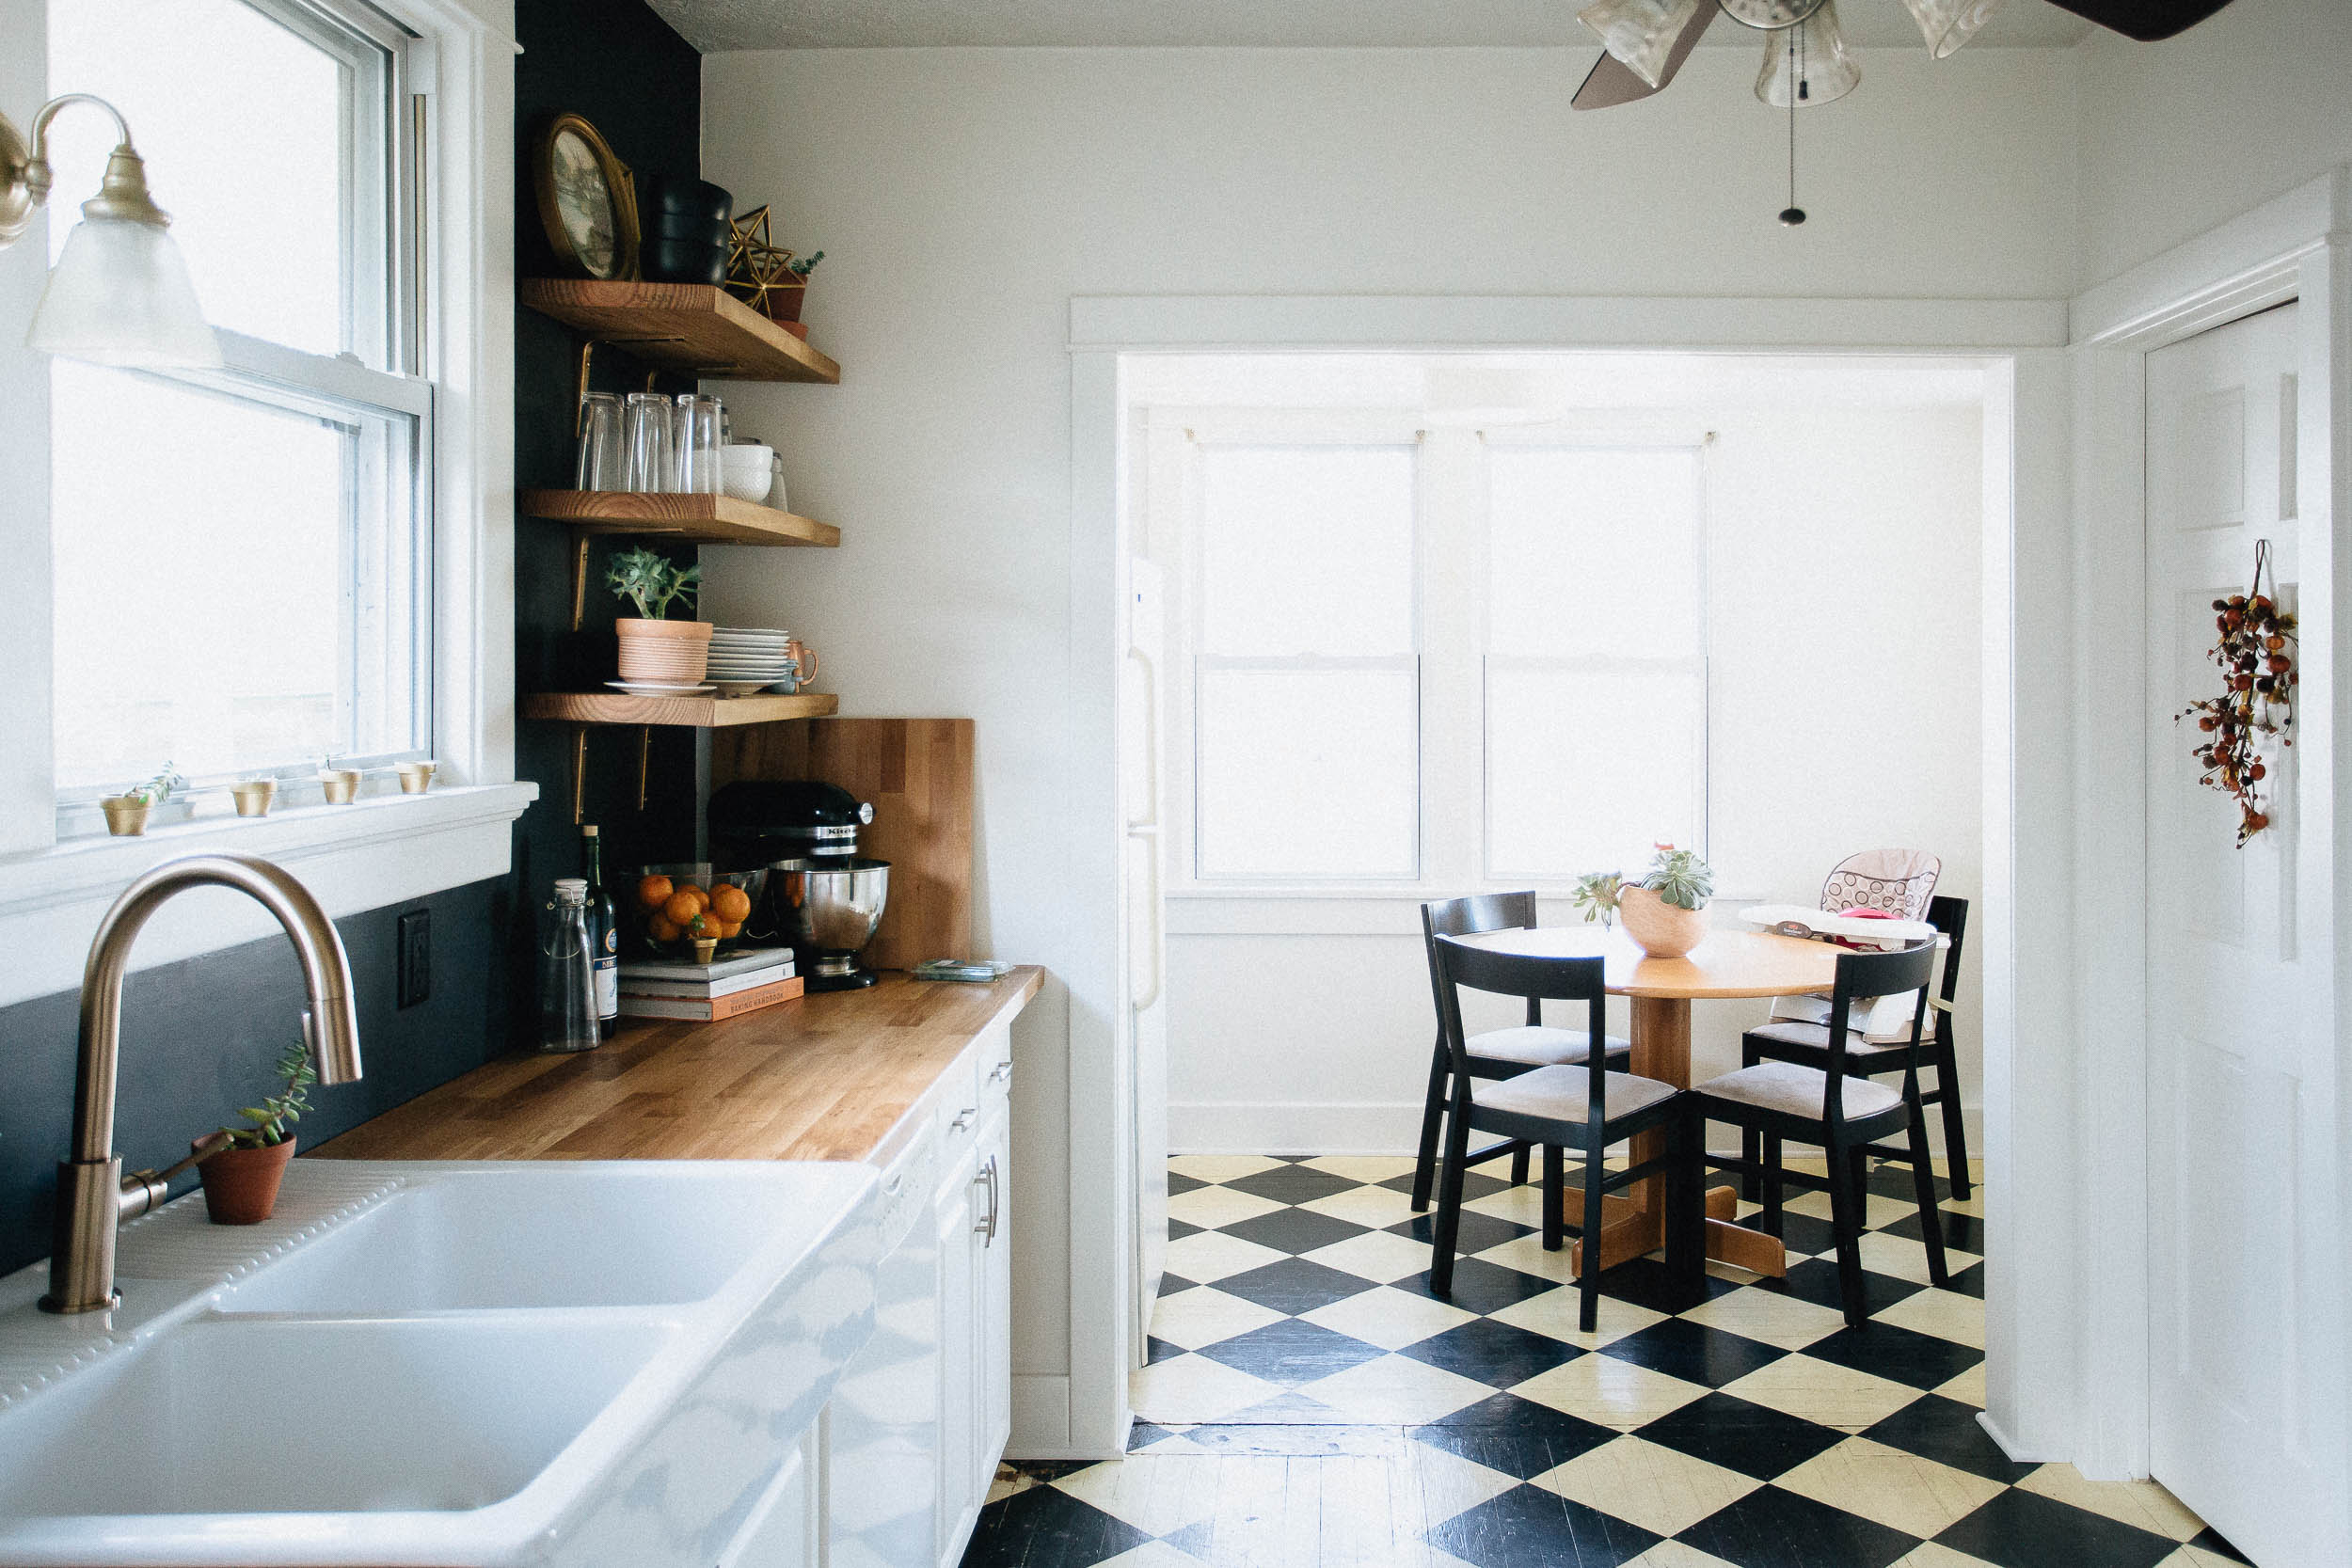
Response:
[506,0,707,1037]
[0,0,707,1280]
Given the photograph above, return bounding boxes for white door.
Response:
[2144,302,2343,1565]
[1125,559,1170,1361]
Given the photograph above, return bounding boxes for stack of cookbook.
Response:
[616,947,801,1022]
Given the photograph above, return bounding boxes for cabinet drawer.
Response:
[939,1041,986,1159]
[977,1021,1015,1111]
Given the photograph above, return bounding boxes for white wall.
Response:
[698,41,2074,1451]
[2074,0,2352,289]
[1162,392,1985,1152]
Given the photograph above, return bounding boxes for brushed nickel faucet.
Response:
[40,854,362,1314]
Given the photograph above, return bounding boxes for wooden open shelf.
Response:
[521,279,840,383]
[521,489,839,547]
[524,691,840,728]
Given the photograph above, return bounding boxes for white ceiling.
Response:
[647,0,2096,54]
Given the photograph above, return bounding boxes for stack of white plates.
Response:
[707,626,797,695]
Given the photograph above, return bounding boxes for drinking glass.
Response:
[674,394,725,495]
[623,392,675,492]
[576,391,625,491]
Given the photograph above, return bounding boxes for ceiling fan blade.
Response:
[2042,0,2238,40]
[1572,2,1716,111]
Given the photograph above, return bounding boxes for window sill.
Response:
[0,782,537,1008]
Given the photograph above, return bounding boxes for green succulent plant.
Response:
[117,764,184,807]
[222,1042,317,1150]
[607,547,702,620]
[1569,871,1624,927]
[1638,846,1715,911]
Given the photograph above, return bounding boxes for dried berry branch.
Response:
[2178,567,2297,847]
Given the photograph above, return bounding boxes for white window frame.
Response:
[0,0,530,1008]
[1152,404,1710,904]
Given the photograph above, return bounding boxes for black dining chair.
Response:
[1427,935,1698,1332]
[1410,894,1632,1213]
[1695,942,1948,1326]
[1740,895,1973,1200]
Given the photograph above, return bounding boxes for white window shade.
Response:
[1197,664,1420,879]
[1485,443,1708,879]
[1200,445,1415,656]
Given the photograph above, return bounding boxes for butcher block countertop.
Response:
[315,967,1043,1166]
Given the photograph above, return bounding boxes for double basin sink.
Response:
[0,1161,882,1566]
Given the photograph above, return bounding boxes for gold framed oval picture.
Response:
[534,114,639,280]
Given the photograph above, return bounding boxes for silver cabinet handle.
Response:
[989,1060,1013,1085]
[950,1107,977,1132]
[971,1155,999,1243]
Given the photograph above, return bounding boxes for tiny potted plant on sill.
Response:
[101,764,184,836]
[609,546,710,685]
[195,1041,317,1225]
[316,754,361,805]
[1614,844,1716,958]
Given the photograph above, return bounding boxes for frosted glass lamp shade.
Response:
[1901,0,2007,56]
[1756,2,1861,107]
[27,214,223,369]
[1578,0,1704,89]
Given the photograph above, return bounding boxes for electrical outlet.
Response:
[397,909,430,1009]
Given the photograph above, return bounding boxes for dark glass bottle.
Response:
[580,824,619,1038]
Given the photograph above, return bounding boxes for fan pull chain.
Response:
[1779,26,1807,226]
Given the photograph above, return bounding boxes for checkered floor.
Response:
[962,1154,2252,1568]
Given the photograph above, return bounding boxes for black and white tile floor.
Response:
[962,1154,2251,1568]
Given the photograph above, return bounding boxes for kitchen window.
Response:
[1160,412,1708,893]
[44,0,431,810]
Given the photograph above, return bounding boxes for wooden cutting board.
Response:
[709,718,975,970]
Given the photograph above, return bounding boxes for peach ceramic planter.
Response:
[1617,885,1708,958]
[615,617,713,684]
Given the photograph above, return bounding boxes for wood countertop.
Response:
[314,968,1044,1166]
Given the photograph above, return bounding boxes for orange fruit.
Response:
[647,913,680,942]
[718,920,741,938]
[682,884,710,912]
[661,890,703,926]
[637,874,673,911]
[710,885,751,923]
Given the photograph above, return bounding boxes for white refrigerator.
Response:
[1123,558,1169,1361]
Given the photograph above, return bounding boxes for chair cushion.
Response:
[1745,1019,1911,1060]
[1695,1061,1902,1120]
[1467,1025,1632,1067]
[1472,1067,1678,1123]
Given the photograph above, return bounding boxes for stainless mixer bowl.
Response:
[769,857,889,954]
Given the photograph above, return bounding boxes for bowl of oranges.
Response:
[632,863,767,957]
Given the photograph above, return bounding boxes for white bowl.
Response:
[721,446,773,504]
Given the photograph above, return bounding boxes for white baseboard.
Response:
[1978,1410,2064,1465]
[1171,1101,1987,1159]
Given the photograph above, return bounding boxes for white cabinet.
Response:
[716,1419,823,1568]
[826,1029,1018,1568]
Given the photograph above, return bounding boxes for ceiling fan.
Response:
[1573,0,2242,113]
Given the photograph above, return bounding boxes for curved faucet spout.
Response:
[42,854,362,1314]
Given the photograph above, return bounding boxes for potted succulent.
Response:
[100,764,184,836]
[195,1041,317,1225]
[1569,870,1625,928]
[1614,845,1715,958]
[608,546,710,686]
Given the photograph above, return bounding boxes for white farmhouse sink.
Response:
[0,1160,882,1567]
[221,1165,822,1313]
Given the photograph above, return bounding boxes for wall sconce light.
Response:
[0,93,221,368]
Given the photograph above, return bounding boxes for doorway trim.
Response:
[2067,167,2350,1503]
[1060,293,2073,1463]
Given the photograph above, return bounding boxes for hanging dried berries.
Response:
[2179,541,2296,846]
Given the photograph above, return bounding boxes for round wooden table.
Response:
[1454,924,1838,1279]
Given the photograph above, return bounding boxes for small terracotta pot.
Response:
[396,761,437,794]
[616,617,714,684]
[230,780,277,817]
[317,768,361,804]
[196,1136,296,1225]
[1617,886,1708,959]
[100,797,151,836]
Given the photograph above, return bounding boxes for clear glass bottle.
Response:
[538,879,602,1053]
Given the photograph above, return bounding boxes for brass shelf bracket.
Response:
[569,534,590,632]
[570,726,589,825]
